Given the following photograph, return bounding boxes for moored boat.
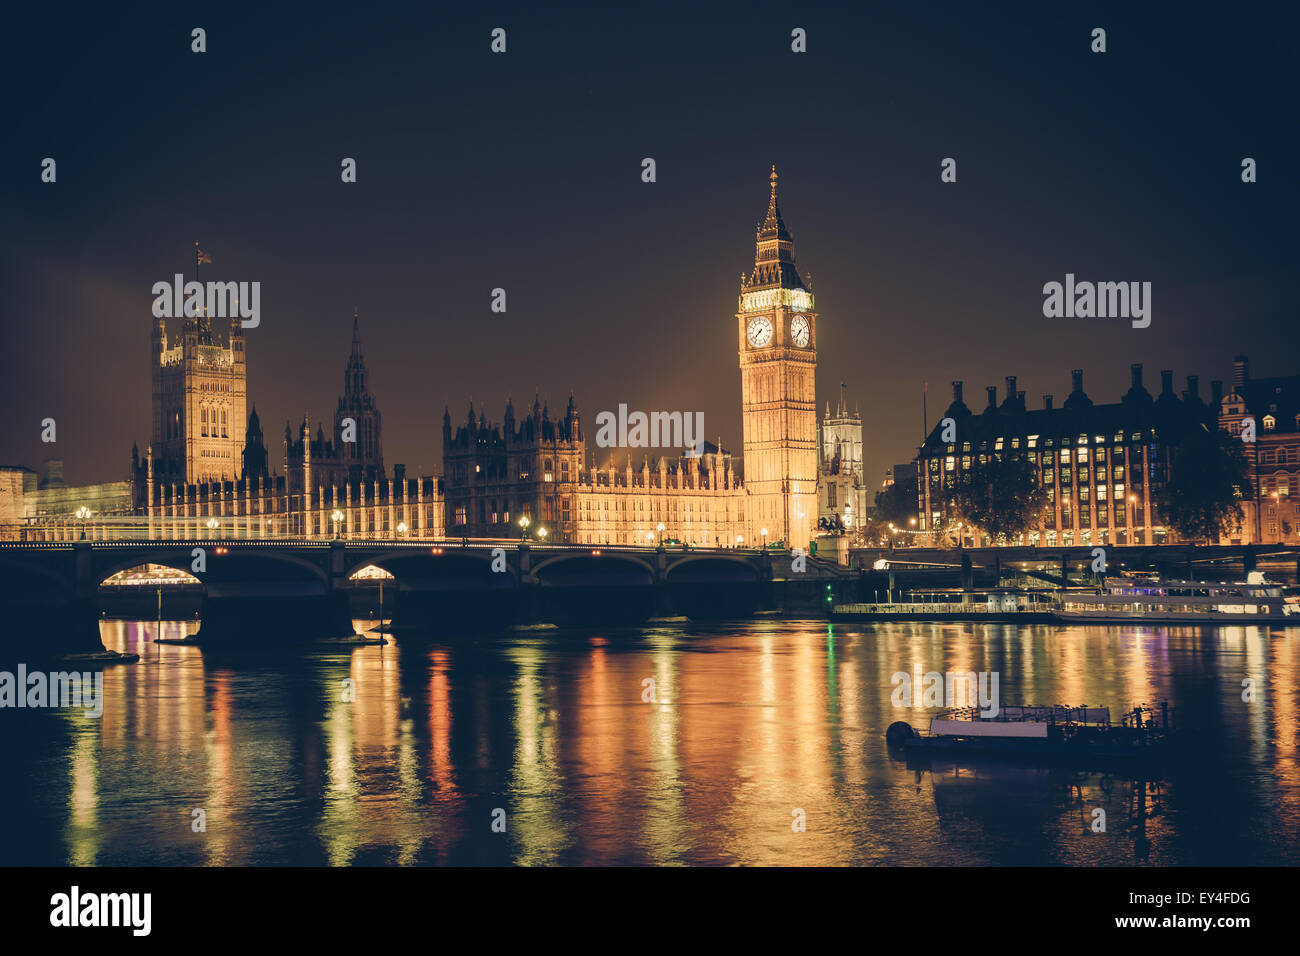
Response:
[887,702,1176,766]
[1053,572,1299,625]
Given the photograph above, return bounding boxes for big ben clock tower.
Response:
[738,167,818,552]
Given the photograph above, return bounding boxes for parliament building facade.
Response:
[12,172,844,550]
[441,168,824,551]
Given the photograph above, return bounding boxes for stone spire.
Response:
[744,166,806,291]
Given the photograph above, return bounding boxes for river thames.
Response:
[1,619,1297,866]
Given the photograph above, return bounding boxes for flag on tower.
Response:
[196,247,212,265]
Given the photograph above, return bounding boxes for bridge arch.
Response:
[94,546,331,592]
[347,548,518,590]
[0,553,73,603]
[664,553,762,582]
[531,551,655,585]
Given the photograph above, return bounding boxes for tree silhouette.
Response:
[874,470,918,526]
[948,455,1047,542]
[1155,424,1249,543]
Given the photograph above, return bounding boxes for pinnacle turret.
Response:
[744,166,805,292]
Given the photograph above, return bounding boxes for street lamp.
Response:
[519,514,531,540]
[760,526,768,549]
[656,522,665,547]
[646,531,655,545]
[537,526,547,542]
[736,535,744,548]
[396,520,408,536]
[75,506,91,540]
[332,509,344,539]
[206,517,218,538]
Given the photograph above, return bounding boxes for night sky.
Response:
[2,2,1296,488]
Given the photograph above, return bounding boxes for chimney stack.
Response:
[986,386,998,409]
[1160,369,1174,395]
[1211,380,1224,407]
[952,381,963,403]
[1233,355,1248,388]
[1043,394,1054,410]
[1185,375,1200,401]
[1005,376,1017,399]
[1071,369,1084,393]
[1130,363,1143,388]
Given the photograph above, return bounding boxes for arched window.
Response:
[201,407,208,436]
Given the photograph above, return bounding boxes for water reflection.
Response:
[1,619,1297,865]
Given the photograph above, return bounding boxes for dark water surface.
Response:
[1,619,1297,866]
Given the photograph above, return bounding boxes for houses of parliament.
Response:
[4,172,867,550]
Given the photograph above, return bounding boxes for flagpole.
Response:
[922,380,928,443]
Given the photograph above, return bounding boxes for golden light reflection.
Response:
[17,617,1299,866]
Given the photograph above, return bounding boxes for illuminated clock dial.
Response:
[790,314,810,347]
[747,315,773,347]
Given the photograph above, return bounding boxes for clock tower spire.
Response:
[737,167,818,551]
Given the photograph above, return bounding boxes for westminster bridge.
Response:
[0,539,850,657]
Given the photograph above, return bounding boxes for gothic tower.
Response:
[151,304,247,485]
[334,308,384,481]
[737,167,818,550]
[241,405,269,481]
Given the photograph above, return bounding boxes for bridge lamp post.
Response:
[205,517,219,540]
[75,506,91,540]
[736,535,744,549]
[397,521,408,536]
[332,509,344,540]
[537,526,547,542]
[656,522,665,548]
[760,526,768,549]
[519,515,531,541]
[645,531,655,546]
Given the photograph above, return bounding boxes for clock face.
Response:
[747,315,773,347]
[790,314,810,347]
